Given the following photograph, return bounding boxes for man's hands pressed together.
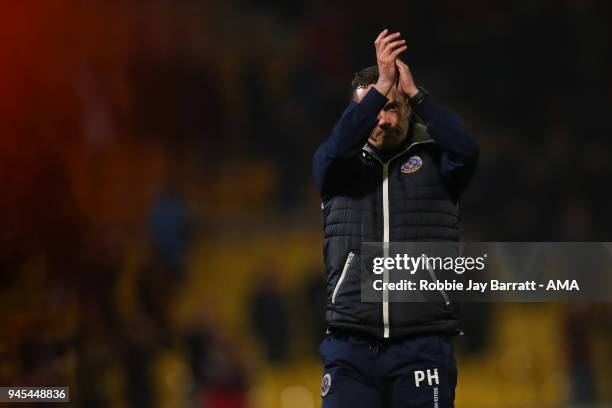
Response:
[373,29,407,96]
[372,29,420,100]
[395,59,419,99]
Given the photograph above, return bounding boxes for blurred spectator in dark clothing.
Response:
[149,185,194,280]
[564,305,597,404]
[196,325,249,408]
[301,266,328,355]
[249,268,290,363]
[119,315,158,408]
[202,346,249,408]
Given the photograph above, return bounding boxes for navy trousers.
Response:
[319,333,457,408]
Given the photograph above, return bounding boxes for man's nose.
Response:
[377,111,390,127]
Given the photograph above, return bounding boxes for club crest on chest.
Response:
[400,155,423,174]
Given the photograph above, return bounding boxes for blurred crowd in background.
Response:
[1,1,611,407]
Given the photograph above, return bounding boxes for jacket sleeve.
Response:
[313,88,388,195]
[412,96,479,199]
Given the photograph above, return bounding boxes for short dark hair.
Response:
[351,65,379,97]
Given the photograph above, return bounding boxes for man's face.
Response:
[355,85,410,152]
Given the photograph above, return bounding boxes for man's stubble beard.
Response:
[372,126,405,152]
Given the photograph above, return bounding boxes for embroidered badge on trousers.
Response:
[321,373,332,397]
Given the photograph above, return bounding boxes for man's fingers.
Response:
[389,45,408,59]
[396,59,412,75]
[380,32,401,48]
[374,28,388,45]
[383,40,406,55]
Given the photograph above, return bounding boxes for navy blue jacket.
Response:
[313,88,478,339]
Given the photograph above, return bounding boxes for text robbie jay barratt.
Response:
[372,279,580,292]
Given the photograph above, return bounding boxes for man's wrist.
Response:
[408,86,429,107]
[373,79,394,96]
[405,86,419,98]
